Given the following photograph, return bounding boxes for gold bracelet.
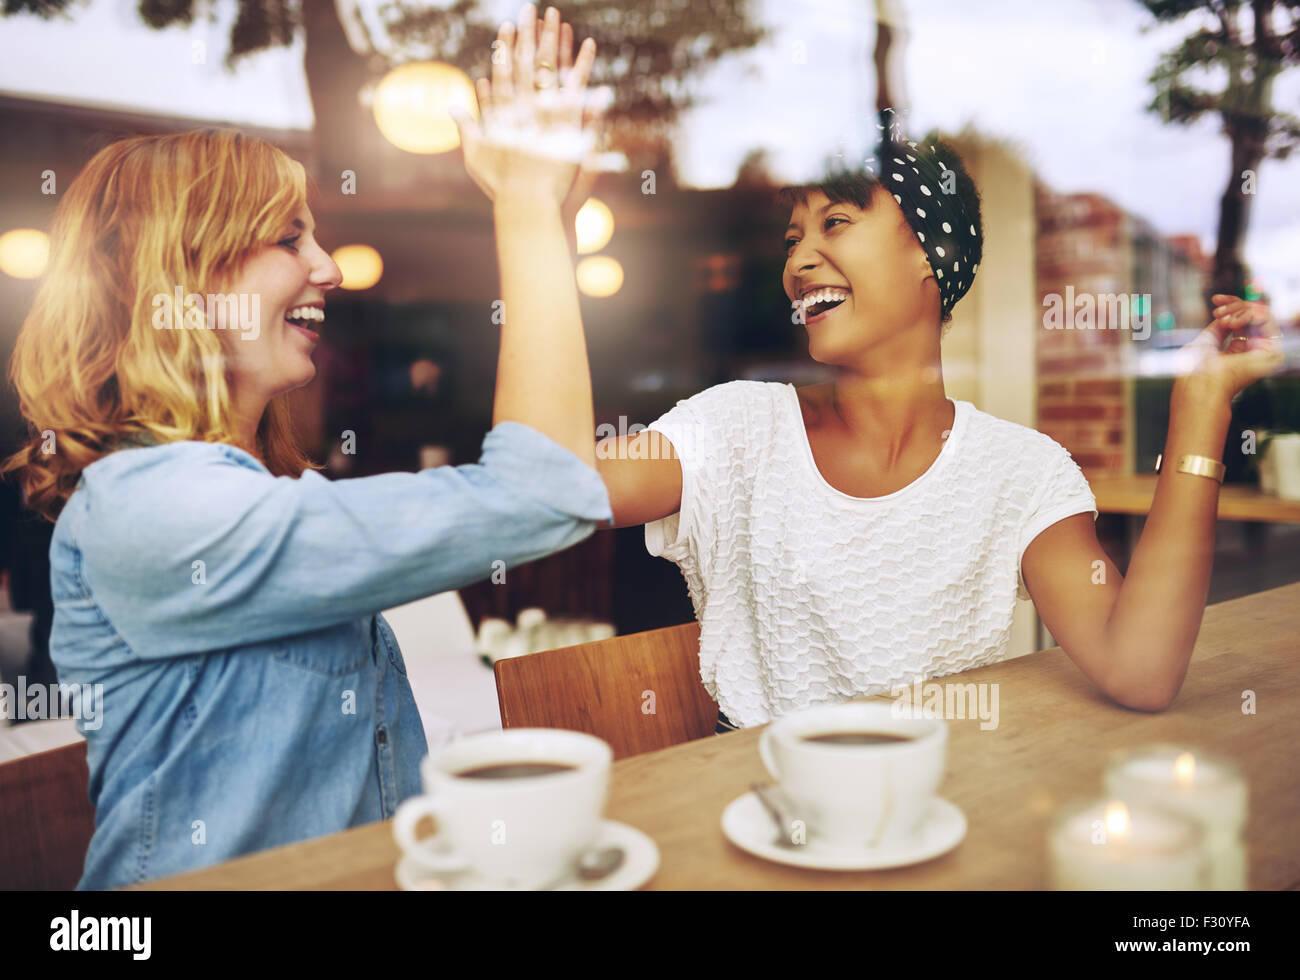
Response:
[1154,452,1226,483]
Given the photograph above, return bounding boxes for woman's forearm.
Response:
[491,195,596,468]
[1103,378,1233,708]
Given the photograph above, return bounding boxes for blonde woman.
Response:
[2,4,603,888]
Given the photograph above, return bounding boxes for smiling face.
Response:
[220,205,342,407]
[782,185,940,366]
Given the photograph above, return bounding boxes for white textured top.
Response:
[645,381,1097,728]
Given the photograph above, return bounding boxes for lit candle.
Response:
[1104,744,1247,890]
[1048,798,1206,890]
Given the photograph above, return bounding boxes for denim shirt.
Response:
[49,422,612,889]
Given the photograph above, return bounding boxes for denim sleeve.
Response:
[75,422,612,657]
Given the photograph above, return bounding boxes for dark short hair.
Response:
[776,133,984,326]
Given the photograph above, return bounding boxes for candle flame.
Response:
[1174,751,1196,786]
[1104,800,1130,837]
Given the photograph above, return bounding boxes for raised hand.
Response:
[550,12,606,221]
[1175,293,1285,403]
[451,4,602,210]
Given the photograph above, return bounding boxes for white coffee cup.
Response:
[393,728,611,889]
[759,702,948,849]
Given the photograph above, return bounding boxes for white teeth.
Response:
[286,306,324,322]
[800,289,848,309]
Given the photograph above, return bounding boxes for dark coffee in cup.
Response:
[801,731,917,746]
[455,761,577,780]
[761,704,946,849]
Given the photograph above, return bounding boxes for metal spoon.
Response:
[575,845,626,882]
[752,782,803,849]
[527,845,626,890]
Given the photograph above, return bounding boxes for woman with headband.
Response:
[2,4,607,888]
[596,125,1284,731]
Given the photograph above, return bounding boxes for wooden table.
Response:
[1084,471,1300,523]
[136,582,1300,890]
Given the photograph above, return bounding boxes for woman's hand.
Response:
[551,14,605,225]
[451,4,602,210]
[1172,293,1285,404]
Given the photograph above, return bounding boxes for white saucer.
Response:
[721,792,967,871]
[394,819,659,891]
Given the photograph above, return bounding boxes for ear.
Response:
[918,247,934,282]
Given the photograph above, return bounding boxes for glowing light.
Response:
[331,244,383,290]
[1174,752,1196,786]
[373,62,477,154]
[0,228,50,279]
[576,256,623,297]
[1103,800,1130,837]
[574,198,614,254]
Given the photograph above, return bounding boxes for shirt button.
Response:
[376,728,387,745]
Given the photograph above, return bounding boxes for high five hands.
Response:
[451,3,611,215]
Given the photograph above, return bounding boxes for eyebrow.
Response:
[290,218,315,233]
[785,202,837,233]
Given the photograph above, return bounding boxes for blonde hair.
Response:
[2,127,323,522]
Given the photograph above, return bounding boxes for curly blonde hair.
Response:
[2,127,323,522]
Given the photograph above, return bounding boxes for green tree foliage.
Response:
[1139,0,1300,304]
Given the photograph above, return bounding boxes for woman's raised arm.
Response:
[452,3,602,467]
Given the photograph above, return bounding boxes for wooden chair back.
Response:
[0,740,95,890]
[493,621,716,760]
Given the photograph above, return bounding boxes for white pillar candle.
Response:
[1049,798,1207,890]
[1104,744,1247,890]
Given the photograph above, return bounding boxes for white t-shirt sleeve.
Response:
[1016,441,1098,601]
[643,381,756,568]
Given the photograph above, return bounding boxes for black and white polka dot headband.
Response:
[868,134,982,317]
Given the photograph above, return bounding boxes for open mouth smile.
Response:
[285,305,324,343]
[800,288,850,324]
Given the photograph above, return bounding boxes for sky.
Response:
[1,0,1297,316]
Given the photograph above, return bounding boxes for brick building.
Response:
[1034,185,1210,474]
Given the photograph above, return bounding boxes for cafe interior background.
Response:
[1,0,1298,785]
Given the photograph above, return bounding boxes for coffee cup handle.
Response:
[758,729,780,782]
[392,794,472,873]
